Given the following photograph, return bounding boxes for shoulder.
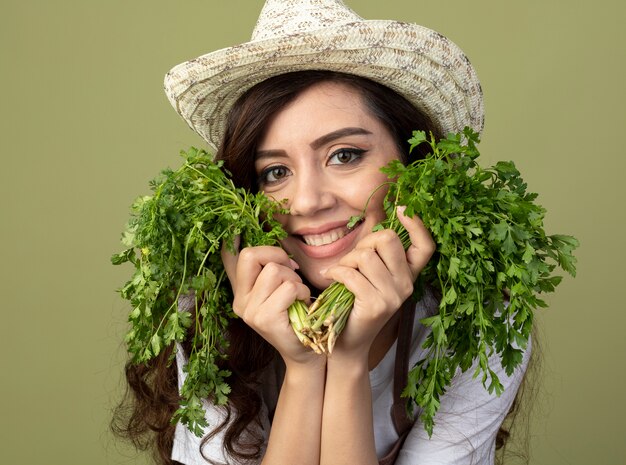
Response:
[171,343,274,464]
[396,290,532,464]
[400,339,531,464]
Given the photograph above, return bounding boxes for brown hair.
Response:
[112,70,531,464]
[217,70,441,191]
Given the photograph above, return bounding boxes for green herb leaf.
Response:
[312,127,578,436]
[387,128,578,435]
[113,147,288,436]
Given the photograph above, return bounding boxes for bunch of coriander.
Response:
[307,128,578,435]
[112,147,300,436]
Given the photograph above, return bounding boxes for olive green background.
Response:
[1,1,624,463]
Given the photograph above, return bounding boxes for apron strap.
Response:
[391,297,416,435]
[378,297,417,465]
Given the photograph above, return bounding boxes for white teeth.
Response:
[302,228,347,246]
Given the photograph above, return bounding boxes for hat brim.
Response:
[164,20,483,151]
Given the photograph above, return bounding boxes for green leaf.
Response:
[408,130,427,151]
[447,256,461,279]
[443,287,457,304]
[501,345,524,376]
[421,315,447,345]
[502,231,517,256]
[191,271,216,292]
[347,215,363,228]
[150,334,162,356]
[111,248,134,265]
[522,243,535,263]
[490,221,508,242]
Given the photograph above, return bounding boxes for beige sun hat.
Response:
[164,0,484,152]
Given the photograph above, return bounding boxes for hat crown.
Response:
[251,0,362,41]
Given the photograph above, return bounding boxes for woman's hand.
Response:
[221,242,320,367]
[321,207,435,359]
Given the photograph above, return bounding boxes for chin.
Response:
[302,272,334,294]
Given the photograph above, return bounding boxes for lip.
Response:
[292,220,353,236]
[293,221,363,259]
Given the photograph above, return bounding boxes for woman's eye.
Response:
[328,148,365,165]
[259,165,290,185]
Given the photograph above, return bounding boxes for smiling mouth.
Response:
[300,226,351,246]
[297,217,364,247]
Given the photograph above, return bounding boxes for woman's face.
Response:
[255,81,402,290]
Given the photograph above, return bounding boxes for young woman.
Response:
[114,2,531,464]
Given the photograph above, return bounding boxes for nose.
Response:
[288,171,335,216]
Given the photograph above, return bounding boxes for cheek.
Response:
[274,212,289,227]
[344,179,380,205]
[361,179,391,220]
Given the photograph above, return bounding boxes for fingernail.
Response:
[289,259,299,270]
[319,267,328,276]
[397,205,407,215]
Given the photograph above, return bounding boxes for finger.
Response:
[244,275,309,329]
[322,264,385,311]
[234,246,299,294]
[248,262,305,309]
[337,247,396,293]
[262,281,311,317]
[247,280,312,348]
[396,206,436,278]
[350,228,410,279]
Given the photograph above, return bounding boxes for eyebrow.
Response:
[255,127,373,160]
[310,127,372,150]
